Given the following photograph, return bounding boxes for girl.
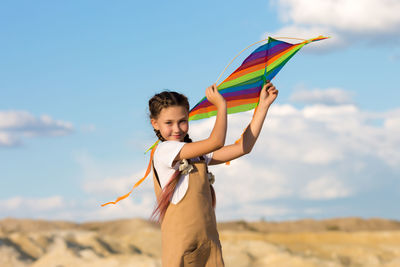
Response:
[149,82,278,267]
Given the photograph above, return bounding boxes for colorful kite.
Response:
[101,35,328,207]
[189,36,328,121]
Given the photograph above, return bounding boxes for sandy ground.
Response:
[1,217,400,267]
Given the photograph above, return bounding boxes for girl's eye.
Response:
[165,122,172,125]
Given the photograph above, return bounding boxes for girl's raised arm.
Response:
[209,82,278,165]
[175,84,227,161]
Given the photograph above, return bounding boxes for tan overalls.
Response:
[153,160,225,267]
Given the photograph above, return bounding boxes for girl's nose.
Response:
[173,123,180,132]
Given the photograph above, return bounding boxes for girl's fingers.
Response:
[207,84,218,96]
[263,82,274,91]
[206,85,215,102]
[270,89,278,96]
[206,84,224,106]
[262,83,267,91]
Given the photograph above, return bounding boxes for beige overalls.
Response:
[153,160,225,267]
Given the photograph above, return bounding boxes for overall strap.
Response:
[152,160,161,188]
[199,155,210,173]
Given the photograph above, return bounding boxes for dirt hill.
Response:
[1,217,400,267]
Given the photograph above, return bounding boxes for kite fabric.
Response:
[101,35,328,207]
[188,36,328,121]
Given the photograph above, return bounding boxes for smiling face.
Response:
[151,105,189,142]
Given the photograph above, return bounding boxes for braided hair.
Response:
[149,91,191,142]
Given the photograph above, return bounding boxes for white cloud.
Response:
[271,0,400,49]
[82,175,157,221]
[82,169,150,196]
[0,193,155,222]
[75,149,155,198]
[6,99,399,221]
[188,95,400,219]
[0,196,64,212]
[264,25,342,51]
[0,132,20,147]
[267,103,400,168]
[0,110,73,147]
[211,159,293,204]
[0,111,73,133]
[75,150,158,221]
[276,0,400,33]
[384,111,400,131]
[87,194,156,221]
[301,176,352,200]
[289,87,354,105]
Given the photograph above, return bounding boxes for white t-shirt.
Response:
[153,141,213,204]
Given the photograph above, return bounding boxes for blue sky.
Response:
[1,0,400,222]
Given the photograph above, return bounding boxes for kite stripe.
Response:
[189,36,328,121]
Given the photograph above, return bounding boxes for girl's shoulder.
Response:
[154,141,186,168]
[155,141,185,157]
[156,140,185,150]
[154,141,213,167]
[154,141,213,168]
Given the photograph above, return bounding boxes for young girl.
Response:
[149,82,278,266]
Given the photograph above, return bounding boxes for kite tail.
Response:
[145,139,159,154]
[101,144,157,207]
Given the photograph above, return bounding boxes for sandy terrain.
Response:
[1,217,400,267]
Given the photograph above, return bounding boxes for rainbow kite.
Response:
[101,35,328,207]
[189,36,328,121]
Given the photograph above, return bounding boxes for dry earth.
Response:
[1,217,400,267]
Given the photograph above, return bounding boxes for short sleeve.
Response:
[153,141,213,204]
[155,141,185,168]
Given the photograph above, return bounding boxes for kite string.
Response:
[215,36,309,85]
[215,38,268,86]
[220,36,309,165]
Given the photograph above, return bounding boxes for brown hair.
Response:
[148,91,216,223]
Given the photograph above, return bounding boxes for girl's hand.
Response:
[206,84,226,108]
[176,84,227,161]
[259,81,278,107]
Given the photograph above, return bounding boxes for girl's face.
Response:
[151,105,189,142]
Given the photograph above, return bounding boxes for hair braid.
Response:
[154,129,166,142]
[183,134,192,143]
